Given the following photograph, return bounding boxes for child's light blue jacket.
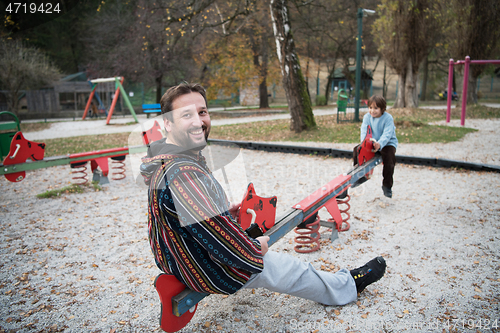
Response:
[360,112,398,149]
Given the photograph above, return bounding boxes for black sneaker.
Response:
[382,186,392,198]
[350,256,386,293]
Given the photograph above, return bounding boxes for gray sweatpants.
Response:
[243,251,357,306]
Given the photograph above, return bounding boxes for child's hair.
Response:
[368,95,387,113]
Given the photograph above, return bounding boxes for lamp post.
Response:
[354,8,376,122]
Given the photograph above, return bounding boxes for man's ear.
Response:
[164,118,172,134]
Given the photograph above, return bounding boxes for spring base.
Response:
[335,194,351,232]
[70,161,88,185]
[294,215,321,253]
[111,155,126,180]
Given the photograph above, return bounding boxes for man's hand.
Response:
[372,141,381,152]
[255,236,270,256]
[228,202,241,220]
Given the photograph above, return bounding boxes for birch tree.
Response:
[270,0,315,133]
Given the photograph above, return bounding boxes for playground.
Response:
[0,115,499,332]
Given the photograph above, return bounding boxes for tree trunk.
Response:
[421,55,428,101]
[270,0,315,133]
[155,74,163,103]
[467,74,478,104]
[393,72,406,108]
[452,66,456,94]
[325,76,332,103]
[325,65,335,102]
[393,60,419,108]
[405,60,419,108]
[258,36,270,109]
[382,62,387,99]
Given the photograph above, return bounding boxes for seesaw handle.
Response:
[246,208,257,224]
[10,144,21,159]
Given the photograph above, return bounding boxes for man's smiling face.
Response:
[164,92,211,152]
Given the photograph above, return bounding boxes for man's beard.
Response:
[178,124,210,152]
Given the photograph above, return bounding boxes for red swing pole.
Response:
[82,83,97,120]
[106,77,124,125]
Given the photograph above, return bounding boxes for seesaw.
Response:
[153,128,381,332]
[0,121,164,184]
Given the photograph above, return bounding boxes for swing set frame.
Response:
[82,77,138,125]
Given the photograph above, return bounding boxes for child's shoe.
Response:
[350,256,386,293]
[382,186,392,198]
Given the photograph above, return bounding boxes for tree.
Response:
[196,34,260,103]
[2,0,100,73]
[85,0,255,103]
[270,0,315,133]
[290,0,379,103]
[372,0,442,108]
[194,1,279,109]
[450,0,500,104]
[0,39,60,115]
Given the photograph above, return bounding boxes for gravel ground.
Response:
[1,119,499,333]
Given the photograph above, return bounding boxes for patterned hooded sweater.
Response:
[140,139,264,294]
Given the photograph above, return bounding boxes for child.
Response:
[356,95,398,198]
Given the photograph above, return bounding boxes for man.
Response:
[140,82,386,305]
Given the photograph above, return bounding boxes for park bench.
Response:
[142,103,161,118]
[0,111,21,160]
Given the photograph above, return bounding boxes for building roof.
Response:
[60,72,88,82]
[332,67,373,80]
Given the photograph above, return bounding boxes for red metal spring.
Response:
[111,155,126,180]
[331,194,351,232]
[70,161,88,185]
[294,214,321,253]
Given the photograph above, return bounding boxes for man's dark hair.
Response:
[368,95,387,113]
[160,83,208,121]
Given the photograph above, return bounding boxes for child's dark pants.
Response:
[380,145,396,189]
[353,145,396,189]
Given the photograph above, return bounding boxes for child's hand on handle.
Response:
[371,139,381,152]
[228,202,241,220]
[256,236,270,256]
